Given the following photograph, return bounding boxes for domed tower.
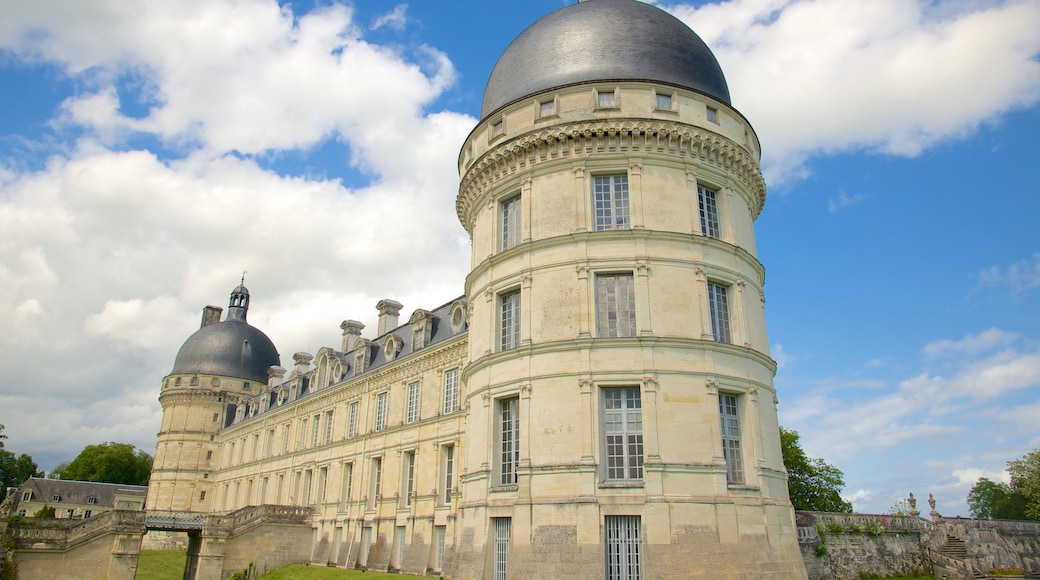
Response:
[146,284,280,512]
[455,1,806,578]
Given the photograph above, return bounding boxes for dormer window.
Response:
[384,335,402,362]
[449,300,468,334]
[86,496,96,504]
[51,493,61,502]
[354,339,371,374]
[410,310,434,351]
[21,491,31,501]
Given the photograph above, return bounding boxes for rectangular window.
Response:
[261,477,268,503]
[403,451,415,508]
[497,398,520,486]
[707,282,731,343]
[706,106,719,124]
[283,424,291,454]
[539,99,555,117]
[324,410,334,444]
[348,402,359,438]
[442,444,455,505]
[303,470,312,505]
[603,387,644,481]
[360,527,372,566]
[312,414,321,447]
[342,462,354,508]
[698,185,720,239]
[21,491,30,501]
[84,510,92,518]
[375,393,388,431]
[500,195,521,251]
[443,368,459,414]
[493,517,512,580]
[318,466,328,503]
[266,428,275,457]
[369,457,382,510]
[499,290,521,351]
[406,382,420,424]
[655,92,672,110]
[252,433,260,461]
[719,394,744,484]
[593,174,630,231]
[605,515,642,580]
[228,442,235,466]
[596,274,636,338]
[434,526,447,572]
[298,418,308,449]
[597,89,616,108]
[394,525,406,569]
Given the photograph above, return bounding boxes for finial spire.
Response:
[241,271,247,285]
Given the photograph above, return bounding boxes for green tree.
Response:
[781,427,853,513]
[0,424,43,489]
[967,449,1040,521]
[51,442,152,486]
[33,504,55,518]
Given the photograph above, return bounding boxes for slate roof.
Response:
[16,477,147,507]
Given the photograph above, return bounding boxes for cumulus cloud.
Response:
[923,328,1021,359]
[979,253,1040,296]
[666,0,1040,182]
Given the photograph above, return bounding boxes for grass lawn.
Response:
[136,550,186,580]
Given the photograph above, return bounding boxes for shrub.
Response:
[827,521,844,534]
[867,521,885,536]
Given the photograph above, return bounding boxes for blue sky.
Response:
[1,0,1038,517]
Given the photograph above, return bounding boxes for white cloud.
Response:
[827,191,866,213]
[923,328,1020,358]
[666,0,1040,182]
[372,5,409,31]
[979,253,1040,296]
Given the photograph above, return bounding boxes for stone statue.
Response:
[908,492,920,516]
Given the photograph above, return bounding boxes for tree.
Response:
[967,449,1040,521]
[51,442,152,486]
[0,424,43,490]
[781,427,853,513]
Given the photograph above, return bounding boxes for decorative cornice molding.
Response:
[457,119,766,232]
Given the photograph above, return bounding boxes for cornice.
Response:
[457,118,766,232]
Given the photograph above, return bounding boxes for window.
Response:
[497,398,520,486]
[434,526,447,572]
[603,387,644,481]
[267,429,275,457]
[706,106,719,124]
[406,382,420,424]
[312,414,321,447]
[242,381,250,390]
[84,510,92,518]
[206,450,213,460]
[319,466,328,503]
[707,282,731,343]
[443,368,459,414]
[212,412,218,422]
[655,92,673,110]
[500,195,521,251]
[51,493,61,502]
[375,392,388,431]
[491,119,504,137]
[394,526,406,569]
[442,444,455,505]
[86,496,96,505]
[348,402,359,438]
[21,491,30,501]
[360,527,373,567]
[283,424,291,454]
[596,274,636,338]
[324,410,334,444]
[698,185,720,239]
[190,376,199,386]
[342,462,354,507]
[719,394,744,484]
[539,99,555,117]
[403,452,415,508]
[499,290,521,351]
[369,458,382,510]
[605,516,642,580]
[493,517,512,580]
[298,418,308,449]
[593,174,630,231]
[596,89,616,108]
[252,433,260,461]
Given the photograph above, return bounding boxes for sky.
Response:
[1,0,1038,517]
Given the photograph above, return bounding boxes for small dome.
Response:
[480,0,730,120]
[170,286,280,383]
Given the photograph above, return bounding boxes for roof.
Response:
[480,0,731,119]
[16,477,147,507]
[171,318,281,383]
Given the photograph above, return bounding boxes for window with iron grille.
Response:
[497,397,520,486]
[719,393,745,484]
[605,515,642,580]
[500,290,521,351]
[443,368,459,414]
[493,517,512,580]
[375,392,388,431]
[698,185,720,239]
[602,387,644,481]
[707,282,731,343]
[593,174,630,231]
[406,382,420,424]
[596,274,636,338]
[500,195,521,251]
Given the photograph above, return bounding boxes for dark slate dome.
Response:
[170,285,280,383]
[480,0,730,119]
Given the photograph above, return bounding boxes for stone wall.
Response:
[7,509,146,580]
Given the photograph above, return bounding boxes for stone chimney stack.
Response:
[292,352,313,375]
[201,305,223,327]
[341,320,365,352]
[376,299,404,336]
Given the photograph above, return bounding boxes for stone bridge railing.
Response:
[7,509,146,550]
[205,504,314,535]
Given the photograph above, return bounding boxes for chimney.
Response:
[267,365,287,389]
[376,299,404,336]
[341,320,365,352]
[292,352,313,375]
[201,305,223,327]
